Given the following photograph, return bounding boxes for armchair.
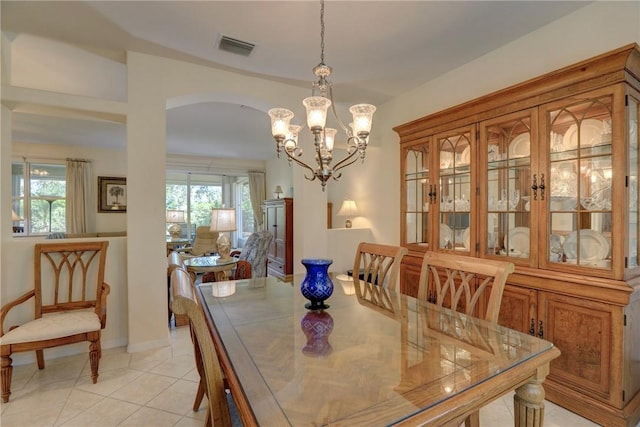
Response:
[178,226,219,258]
[1,241,111,403]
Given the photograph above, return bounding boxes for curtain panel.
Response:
[248,171,266,230]
[66,159,91,233]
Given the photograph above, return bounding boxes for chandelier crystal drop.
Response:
[268,0,376,191]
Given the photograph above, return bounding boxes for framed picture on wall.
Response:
[98,176,127,213]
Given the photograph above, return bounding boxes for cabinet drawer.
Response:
[268,259,285,277]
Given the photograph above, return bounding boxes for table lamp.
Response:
[274,185,283,199]
[11,209,21,221]
[337,200,358,228]
[210,208,236,264]
[166,210,185,239]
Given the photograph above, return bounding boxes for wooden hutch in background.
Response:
[394,44,640,427]
[263,198,293,277]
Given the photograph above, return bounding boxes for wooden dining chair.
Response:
[352,242,408,292]
[201,259,252,283]
[167,251,188,326]
[417,251,515,427]
[170,267,239,426]
[1,241,111,403]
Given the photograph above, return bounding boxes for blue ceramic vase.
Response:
[300,259,334,310]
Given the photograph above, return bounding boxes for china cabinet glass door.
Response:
[436,127,474,252]
[540,90,615,274]
[403,140,433,250]
[479,110,537,266]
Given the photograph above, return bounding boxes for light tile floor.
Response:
[0,326,603,427]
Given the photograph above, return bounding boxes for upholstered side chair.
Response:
[231,230,274,278]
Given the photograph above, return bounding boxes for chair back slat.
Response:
[35,242,108,318]
[418,251,515,323]
[353,242,407,291]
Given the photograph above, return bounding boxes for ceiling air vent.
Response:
[218,35,255,57]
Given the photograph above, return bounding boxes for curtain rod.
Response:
[19,156,93,163]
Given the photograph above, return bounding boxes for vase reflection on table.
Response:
[300,259,334,310]
[300,310,334,357]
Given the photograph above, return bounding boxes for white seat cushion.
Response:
[0,311,101,345]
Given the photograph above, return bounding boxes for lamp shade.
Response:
[210,208,237,232]
[11,209,21,221]
[337,200,358,216]
[337,200,358,228]
[166,210,185,223]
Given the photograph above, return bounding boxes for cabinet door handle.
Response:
[539,173,546,201]
[530,318,536,336]
[429,184,437,203]
[532,174,538,200]
[538,320,544,338]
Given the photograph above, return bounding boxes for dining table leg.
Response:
[513,364,550,427]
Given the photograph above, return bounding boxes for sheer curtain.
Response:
[66,159,92,233]
[248,171,266,230]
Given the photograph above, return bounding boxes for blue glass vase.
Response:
[300,259,334,310]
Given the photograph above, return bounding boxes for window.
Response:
[12,161,66,235]
[166,172,257,247]
[166,172,225,241]
[237,178,256,246]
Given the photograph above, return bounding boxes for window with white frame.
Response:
[12,161,67,235]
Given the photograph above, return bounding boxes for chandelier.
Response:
[268,0,376,191]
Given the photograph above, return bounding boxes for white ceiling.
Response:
[2,1,590,160]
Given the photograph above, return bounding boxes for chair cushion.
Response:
[0,311,101,345]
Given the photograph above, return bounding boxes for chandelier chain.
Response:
[320,0,325,65]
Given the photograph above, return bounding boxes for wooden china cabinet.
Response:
[394,44,640,427]
[263,198,293,277]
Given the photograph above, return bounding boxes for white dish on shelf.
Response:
[563,229,610,260]
[439,223,453,248]
[550,196,577,210]
[463,227,471,250]
[509,133,530,159]
[581,119,605,147]
[440,151,453,169]
[563,119,604,149]
[504,227,530,254]
[562,124,579,150]
[459,146,471,165]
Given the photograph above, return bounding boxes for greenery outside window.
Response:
[166,172,255,247]
[12,161,66,235]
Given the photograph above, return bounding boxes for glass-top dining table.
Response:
[195,273,560,426]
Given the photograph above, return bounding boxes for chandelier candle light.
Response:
[166,210,185,239]
[268,0,376,191]
[210,208,237,264]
